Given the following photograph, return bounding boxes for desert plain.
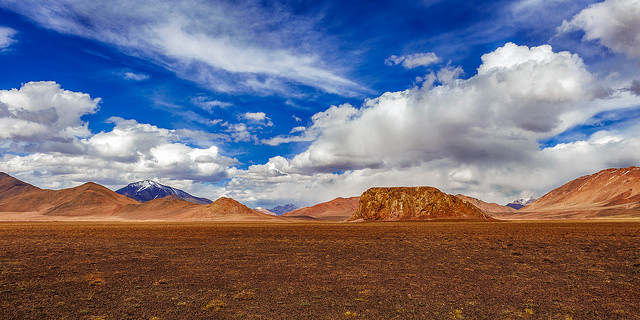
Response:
[1,220,639,319]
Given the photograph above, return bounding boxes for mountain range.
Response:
[1,166,639,221]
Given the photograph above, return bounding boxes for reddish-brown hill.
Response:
[0,173,52,212]
[181,197,280,221]
[515,166,640,219]
[0,172,41,200]
[118,195,199,220]
[43,182,141,216]
[283,197,360,221]
[455,194,517,215]
[350,187,492,221]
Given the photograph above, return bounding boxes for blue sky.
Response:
[0,0,639,207]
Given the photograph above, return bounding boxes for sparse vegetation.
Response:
[0,221,638,319]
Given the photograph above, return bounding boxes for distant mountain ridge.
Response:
[269,204,299,215]
[116,180,212,205]
[506,197,536,210]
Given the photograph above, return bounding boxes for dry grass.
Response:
[0,221,639,318]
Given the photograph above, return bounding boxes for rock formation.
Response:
[350,187,491,221]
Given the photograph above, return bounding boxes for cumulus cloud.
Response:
[385,52,441,68]
[0,81,99,147]
[557,0,640,59]
[229,42,640,206]
[0,26,17,50]
[0,0,364,96]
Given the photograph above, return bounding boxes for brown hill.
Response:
[181,197,279,221]
[513,166,640,219]
[283,197,360,221]
[0,172,41,200]
[43,182,141,216]
[0,173,52,212]
[350,187,492,221]
[119,195,199,220]
[455,194,517,215]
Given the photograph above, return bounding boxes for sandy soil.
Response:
[1,221,639,319]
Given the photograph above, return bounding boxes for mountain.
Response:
[181,197,279,221]
[516,166,640,218]
[116,180,212,204]
[350,187,492,221]
[0,173,53,212]
[455,194,517,214]
[43,182,140,216]
[254,207,277,215]
[269,204,299,215]
[119,195,199,220]
[506,197,536,210]
[283,197,359,221]
[0,172,41,200]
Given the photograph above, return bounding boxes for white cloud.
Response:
[122,71,150,81]
[191,97,232,112]
[290,126,305,133]
[0,26,17,50]
[557,0,640,59]
[385,52,441,68]
[244,112,267,122]
[243,111,273,127]
[0,0,364,96]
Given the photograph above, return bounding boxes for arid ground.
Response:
[1,221,639,319]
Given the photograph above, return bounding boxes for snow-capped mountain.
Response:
[115,180,212,205]
[269,204,299,215]
[506,197,536,210]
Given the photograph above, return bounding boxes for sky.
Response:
[0,0,639,208]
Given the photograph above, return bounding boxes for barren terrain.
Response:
[1,221,639,319]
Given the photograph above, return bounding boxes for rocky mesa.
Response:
[350,186,492,221]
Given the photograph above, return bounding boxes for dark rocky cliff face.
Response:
[350,186,491,221]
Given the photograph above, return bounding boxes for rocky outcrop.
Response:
[350,187,492,221]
